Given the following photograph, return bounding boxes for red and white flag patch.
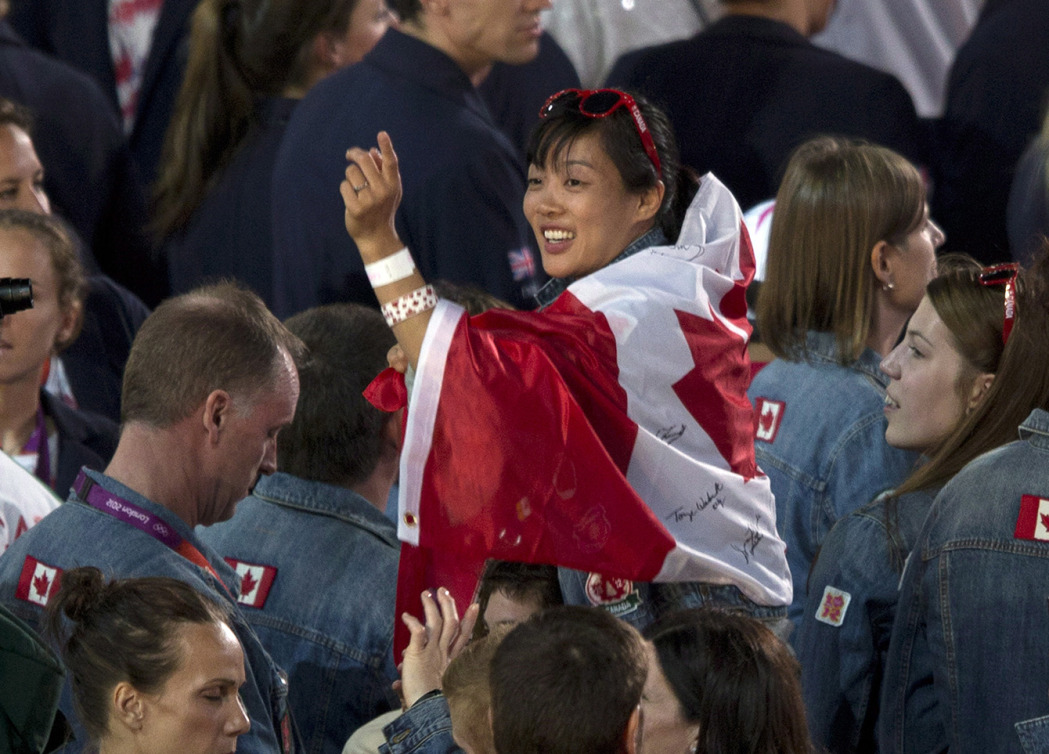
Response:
[815,585,851,627]
[1014,495,1049,542]
[16,556,62,607]
[754,398,785,443]
[224,558,277,609]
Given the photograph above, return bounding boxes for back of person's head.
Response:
[526,88,698,242]
[490,605,646,754]
[443,623,514,754]
[278,303,395,486]
[473,560,562,638]
[895,247,1049,496]
[121,282,304,427]
[759,136,926,363]
[645,609,811,754]
[433,280,516,316]
[0,208,86,350]
[46,566,234,746]
[153,0,383,238]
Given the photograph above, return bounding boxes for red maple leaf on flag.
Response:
[759,405,775,435]
[241,569,257,598]
[671,310,757,479]
[1040,512,1049,533]
[33,572,50,597]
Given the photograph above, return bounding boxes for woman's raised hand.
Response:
[341,130,404,261]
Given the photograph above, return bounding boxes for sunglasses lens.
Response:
[579,90,623,116]
[541,90,580,118]
[979,266,1018,284]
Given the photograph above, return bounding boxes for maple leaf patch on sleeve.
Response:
[16,556,62,607]
[224,558,277,609]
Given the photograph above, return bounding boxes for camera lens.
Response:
[0,277,33,317]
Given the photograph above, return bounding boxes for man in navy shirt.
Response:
[270,0,549,316]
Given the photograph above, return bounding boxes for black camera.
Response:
[0,277,33,319]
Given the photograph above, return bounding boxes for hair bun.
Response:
[56,566,108,623]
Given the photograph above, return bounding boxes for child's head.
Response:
[442,623,513,754]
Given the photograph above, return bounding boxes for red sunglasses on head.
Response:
[977,262,1020,345]
[539,88,663,180]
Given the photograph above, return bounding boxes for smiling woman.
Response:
[47,566,250,754]
[342,89,791,645]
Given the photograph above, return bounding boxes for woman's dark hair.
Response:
[645,608,813,754]
[525,90,698,242]
[47,567,233,744]
[153,0,361,239]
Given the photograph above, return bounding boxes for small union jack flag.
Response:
[508,247,536,281]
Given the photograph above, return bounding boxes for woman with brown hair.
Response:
[153,0,392,306]
[0,209,117,498]
[48,566,250,754]
[748,136,945,631]
[797,256,1037,752]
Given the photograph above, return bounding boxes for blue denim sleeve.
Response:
[879,499,947,754]
[379,695,462,754]
[798,507,901,753]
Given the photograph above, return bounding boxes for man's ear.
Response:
[623,703,641,754]
[112,681,145,732]
[202,389,233,444]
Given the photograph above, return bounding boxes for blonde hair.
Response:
[442,624,513,754]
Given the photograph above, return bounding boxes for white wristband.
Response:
[381,285,438,327]
[365,247,416,287]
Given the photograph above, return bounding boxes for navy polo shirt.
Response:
[271,29,541,317]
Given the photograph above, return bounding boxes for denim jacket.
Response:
[0,468,294,753]
[201,472,400,754]
[747,331,919,630]
[797,488,937,753]
[881,409,1049,753]
[378,694,461,754]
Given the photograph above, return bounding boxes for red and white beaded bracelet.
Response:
[381,284,438,327]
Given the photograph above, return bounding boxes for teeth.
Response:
[544,229,575,241]
[884,394,899,409]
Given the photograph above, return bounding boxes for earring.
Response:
[882,281,895,291]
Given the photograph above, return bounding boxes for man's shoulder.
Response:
[202,488,399,570]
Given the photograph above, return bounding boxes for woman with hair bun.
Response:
[47,566,250,754]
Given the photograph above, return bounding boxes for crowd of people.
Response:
[1,0,1049,753]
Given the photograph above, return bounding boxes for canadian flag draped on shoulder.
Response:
[386,175,791,644]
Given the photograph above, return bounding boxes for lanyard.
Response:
[73,470,232,595]
[22,407,52,488]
